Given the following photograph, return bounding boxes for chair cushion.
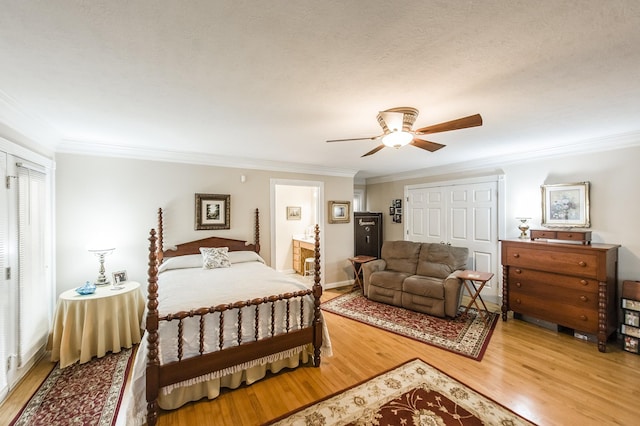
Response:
[369,271,412,291]
[416,244,468,279]
[402,275,445,299]
[380,241,421,274]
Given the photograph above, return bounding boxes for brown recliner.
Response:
[362,240,468,318]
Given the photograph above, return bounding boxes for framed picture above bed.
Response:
[195,193,230,230]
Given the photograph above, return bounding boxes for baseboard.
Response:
[324,280,353,290]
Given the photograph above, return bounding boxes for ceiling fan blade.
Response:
[361,145,385,157]
[411,138,446,152]
[415,114,483,135]
[326,135,380,143]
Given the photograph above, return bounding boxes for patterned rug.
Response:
[267,358,536,425]
[10,347,135,426]
[321,291,498,360]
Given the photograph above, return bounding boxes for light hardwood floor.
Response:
[2,287,640,425]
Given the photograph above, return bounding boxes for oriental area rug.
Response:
[267,358,536,426]
[321,291,498,360]
[10,347,135,426]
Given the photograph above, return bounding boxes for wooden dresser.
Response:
[501,239,620,352]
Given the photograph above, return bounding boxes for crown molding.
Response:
[57,139,359,178]
[0,89,61,153]
[365,130,640,185]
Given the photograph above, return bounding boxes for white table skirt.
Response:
[49,281,145,368]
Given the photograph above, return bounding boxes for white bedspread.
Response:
[155,260,325,364]
[124,253,331,425]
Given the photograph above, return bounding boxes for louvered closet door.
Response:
[0,152,8,400]
[17,163,51,366]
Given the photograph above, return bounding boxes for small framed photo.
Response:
[622,324,640,338]
[622,299,640,311]
[287,206,301,220]
[393,199,402,208]
[624,336,639,354]
[541,182,590,228]
[625,310,640,327]
[195,193,230,230]
[389,206,395,215]
[112,270,128,283]
[328,201,350,224]
[393,214,402,224]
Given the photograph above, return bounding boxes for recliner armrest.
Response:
[361,259,386,297]
[443,272,464,317]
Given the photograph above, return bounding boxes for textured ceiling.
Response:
[1,1,639,179]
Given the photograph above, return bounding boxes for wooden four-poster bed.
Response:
[127,208,327,425]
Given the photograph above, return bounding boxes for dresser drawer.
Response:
[508,291,598,333]
[508,268,598,293]
[556,231,591,242]
[509,282,597,310]
[504,246,598,277]
[530,230,556,239]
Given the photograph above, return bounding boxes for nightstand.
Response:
[48,280,145,368]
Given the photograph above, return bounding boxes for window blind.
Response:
[17,164,50,365]
[0,152,7,398]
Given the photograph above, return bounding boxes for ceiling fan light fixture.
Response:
[382,130,413,148]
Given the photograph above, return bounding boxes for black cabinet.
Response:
[354,212,383,258]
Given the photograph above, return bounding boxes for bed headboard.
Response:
[156,207,261,263]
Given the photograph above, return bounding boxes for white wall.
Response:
[365,145,640,294]
[55,154,354,295]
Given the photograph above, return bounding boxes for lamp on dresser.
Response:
[515,217,531,239]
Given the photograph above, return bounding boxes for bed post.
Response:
[157,208,164,264]
[254,208,261,253]
[146,229,160,426]
[312,224,322,367]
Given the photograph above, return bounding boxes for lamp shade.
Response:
[382,130,414,148]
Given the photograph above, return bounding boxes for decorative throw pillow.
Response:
[200,247,231,269]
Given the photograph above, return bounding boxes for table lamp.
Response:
[88,247,115,286]
[516,217,531,239]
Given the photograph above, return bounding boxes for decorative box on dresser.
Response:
[501,238,620,352]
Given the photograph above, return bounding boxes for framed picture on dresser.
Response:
[541,182,590,227]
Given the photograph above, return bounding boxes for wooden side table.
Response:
[48,280,145,368]
[348,255,377,291]
[455,270,494,320]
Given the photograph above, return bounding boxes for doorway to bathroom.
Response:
[270,179,324,277]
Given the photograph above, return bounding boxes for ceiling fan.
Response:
[326,107,483,157]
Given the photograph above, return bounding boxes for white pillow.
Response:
[158,254,203,273]
[228,251,265,264]
[200,247,231,269]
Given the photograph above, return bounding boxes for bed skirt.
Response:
[125,340,319,425]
